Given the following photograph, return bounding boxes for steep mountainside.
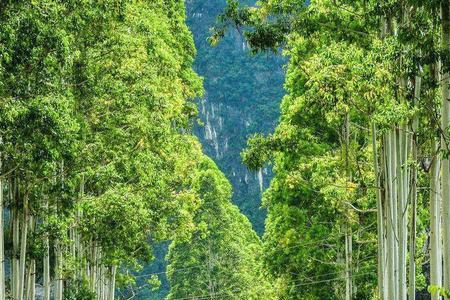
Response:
[186,0,284,234]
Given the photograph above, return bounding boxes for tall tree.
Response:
[167,157,274,300]
[0,0,205,298]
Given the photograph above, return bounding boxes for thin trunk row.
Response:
[0,171,117,299]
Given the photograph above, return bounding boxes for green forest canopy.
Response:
[2,0,450,300]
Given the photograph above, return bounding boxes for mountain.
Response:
[186,0,284,235]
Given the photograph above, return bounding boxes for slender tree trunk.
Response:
[70,225,75,262]
[372,123,387,300]
[90,242,97,294]
[101,263,106,300]
[55,240,59,300]
[345,228,353,300]
[29,259,35,300]
[343,113,353,300]
[76,175,84,280]
[25,264,30,300]
[109,265,116,300]
[393,129,400,299]
[345,228,352,300]
[28,215,35,300]
[431,143,442,300]
[378,12,399,300]
[97,254,102,300]
[25,256,35,300]
[55,239,64,300]
[441,1,450,294]
[25,235,35,300]
[397,125,408,300]
[43,197,51,300]
[18,196,28,300]
[12,178,20,300]
[86,240,91,283]
[409,74,421,300]
[408,145,417,300]
[385,131,397,300]
[104,265,108,300]
[55,160,65,300]
[23,218,35,300]
[400,8,412,299]
[377,14,389,299]
[99,249,105,300]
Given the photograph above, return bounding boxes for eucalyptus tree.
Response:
[0,0,205,299]
[214,0,447,299]
[0,2,79,299]
[441,1,450,296]
[64,0,204,297]
[167,157,274,300]
[241,39,384,299]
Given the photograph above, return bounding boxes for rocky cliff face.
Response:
[186,0,284,234]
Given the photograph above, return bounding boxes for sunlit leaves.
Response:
[167,157,274,300]
[0,0,206,295]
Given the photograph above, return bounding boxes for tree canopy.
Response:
[4,0,450,299]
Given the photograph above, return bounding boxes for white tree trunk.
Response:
[344,114,353,300]
[392,130,399,299]
[408,153,417,300]
[345,229,353,300]
[43,198,51,300]
[90,242,97,295]
[54,240,64,300]
[372,123,387,300]
[26,258,35,300]
[409,74,421,300]
[12,179,20,300]
[18,197,28,300]
[430,145,442,300]
[25,264,30,300]
[109,266,116,300]
[441,0,450,294]
[385,130,398,300]
[28,216,36,300]
[397,125,408,300]
[76,176,84,280]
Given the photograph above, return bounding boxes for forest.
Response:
[1,0,450,300]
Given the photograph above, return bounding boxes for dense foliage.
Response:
[0,1,206,299]
[214,0,450,299]
[167,157,273,300]
[5,0,450,299]
[135,1,284,298]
